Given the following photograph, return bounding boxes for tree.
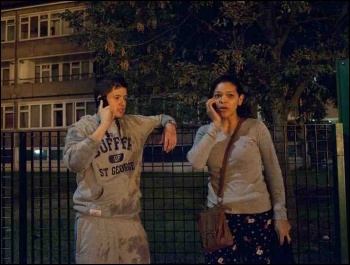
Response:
[213,1,348,126]
[61,1,348,126]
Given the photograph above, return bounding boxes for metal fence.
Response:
[1,123,348,264]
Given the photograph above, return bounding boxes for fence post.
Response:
[334,123,349,264]
[19,132,27,264]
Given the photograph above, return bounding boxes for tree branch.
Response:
[125,13,191,47]
[191,14,227,39]
[273,5,297,60]
[291,80,307,106]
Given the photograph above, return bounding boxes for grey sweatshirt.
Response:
[186,118,287,220]
[63,113,175,218]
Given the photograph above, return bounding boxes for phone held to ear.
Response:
[100,96,109,107]
[213,102,219,113]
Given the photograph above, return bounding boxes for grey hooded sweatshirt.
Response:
[63,113,175,218]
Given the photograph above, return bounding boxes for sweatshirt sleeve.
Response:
[256,121,287,220]
[186,123,221,170]
[63,123,101,173]
[158,114,176,128]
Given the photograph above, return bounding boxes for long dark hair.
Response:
[210,75,253,119]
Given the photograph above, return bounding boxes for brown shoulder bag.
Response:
[196,118,244,253]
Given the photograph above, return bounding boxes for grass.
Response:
[286,168,338,264]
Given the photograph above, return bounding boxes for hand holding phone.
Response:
[100,96,109,108]
[206,98,221,126]
[98,95,113,127]
[96,95,109,108]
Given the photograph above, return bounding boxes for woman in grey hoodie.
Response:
[63,75,177,264]
[187,75,291,264]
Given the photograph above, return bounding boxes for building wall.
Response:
[1,78,94,100]
[2,36,88,61]
[1,1,96,131]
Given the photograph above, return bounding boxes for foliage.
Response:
[61,1,349,126]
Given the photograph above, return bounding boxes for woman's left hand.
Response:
[275,219,292,245]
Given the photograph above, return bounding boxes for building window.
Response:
[52,64,59,81]
[62,17,71,35]
[25,148,63,161]
[26,149,48,161]
[19,106,29,128]
[30,16,39,38]
[72,62,80,80]
[63,62,70,81]
[1,67,10,86]
[1,18,15,42]
[40,14,48,37]
[1,105,14,130]
[82,61,90,79]
[35,64,60,83]
[42,64,50,82]
[20,17,29,39]
[66,103,73,126]
[42,104,51,127]
[19,8,84,40]
[31,105,40,128]
[18,100,95,129]
[35,61,93,83]
[53,103,63,127]
[50,13,61,36]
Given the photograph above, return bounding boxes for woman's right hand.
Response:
[206,98,221,127]
[98,100,114,127]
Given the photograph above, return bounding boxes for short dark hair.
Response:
[210,74,253,118]
[94,75,128,104]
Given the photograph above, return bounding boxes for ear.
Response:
[239,94,245,105]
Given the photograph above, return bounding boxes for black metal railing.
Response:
[0,124,347,264]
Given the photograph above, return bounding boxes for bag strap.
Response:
[217,118,245,204]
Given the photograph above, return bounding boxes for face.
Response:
[106,86,127,119]
[213,82,244,118]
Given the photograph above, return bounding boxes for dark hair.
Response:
[94,75,128,106]
[210,74,253,118]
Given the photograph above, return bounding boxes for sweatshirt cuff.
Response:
[273,206,288,220]
[88,134,101,143]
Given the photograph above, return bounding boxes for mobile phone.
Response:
[213,102,219,113]
[100,96,109,107]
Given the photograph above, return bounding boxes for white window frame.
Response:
[18,99,95,129]
[53,103,64,127]
[35,60,93,83]
[1,66,11,86]
[39,14,49,38]
[1,17,15,43]
[1,104,15,130]
[19,8,84,41]
[20,17,29,40]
